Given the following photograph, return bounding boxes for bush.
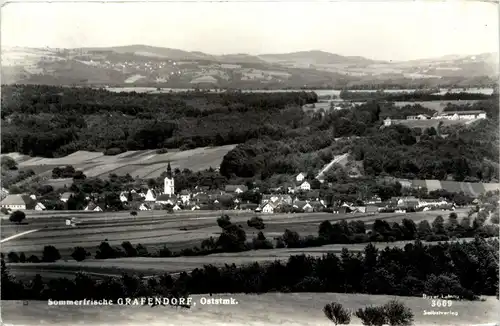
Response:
[7,252,19,263]
[383,300,414,326]
[19,252,26,263]
[121,241,138,257]
[130,211,138,216]
[247,216,265,230]
[26,255,40,263]
[42,246,61,262]
[282,229,302,248]
[275,237,286,248]
[355,306,387,326]
[135,244,149,257]
[252,232,274,250]
[95,241,120,259]
[9,210,26,224]
[71,247,90,262]
[156,148,168,154]
[323,302,351,325]
[104,147,125,156]
[217,215,232,229]
[158,245,172,257]
[1,207,9,215]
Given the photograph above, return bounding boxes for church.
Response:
[164,162,175,196]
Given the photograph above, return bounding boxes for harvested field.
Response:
[2,293,497,326]
[1,145,236,180]
[398,179,500,196]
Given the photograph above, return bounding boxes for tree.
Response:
[130,211,138,216]
[19,252,26,263]
[431,215,446,234]
[247,216,265,230]
[355,306,387,326]
[417,220,432,238]
[9,210,26,224]
[1,156,17,170]
[71,247,90,262]
[7,252,19,263]
[42,246,61,262]
[283,229,302,248]
[323,302,351,325]
[217,215,232,229]
[383,300,414,326]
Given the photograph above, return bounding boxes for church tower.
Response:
[164,162,175,195]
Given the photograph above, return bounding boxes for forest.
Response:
[1,85,499,182]
[2,237,498,300]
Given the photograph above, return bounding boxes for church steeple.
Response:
[167,162,172,178]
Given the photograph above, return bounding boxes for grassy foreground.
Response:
[1,293,497,326]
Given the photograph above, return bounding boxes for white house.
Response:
[60,192,74,203]
[179,190,191,204]
[0,195,28,210]
[84,202,103,212]
[191,205,201,211]
[172,204,181,211]
[34,202,46,211]
[29,194,37,200]
[119,192,128,202]
[262,202,275,214]
[225,185,248,194]
[383,118,392,126]
[299,181,311,191]
[145,189,157,202]
[139,203,151,211]
[296,172,306,182]
[439,110,487,121]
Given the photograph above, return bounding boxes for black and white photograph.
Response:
[0,1,499,325]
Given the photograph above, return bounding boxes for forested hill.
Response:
[1,84,499,183]
[0,85,317,157]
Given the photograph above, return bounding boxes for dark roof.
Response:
[156,194,176,201]
[180,190,190,195]
[441,110,485,115]
[225,185,248,192]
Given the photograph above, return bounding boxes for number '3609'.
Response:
[431,300,453,307]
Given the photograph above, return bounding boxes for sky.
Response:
[1,0,498,61]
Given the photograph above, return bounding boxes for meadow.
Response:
[392,100,481,113]
[1,293,497,326]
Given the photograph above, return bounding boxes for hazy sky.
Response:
[1,0,498,61]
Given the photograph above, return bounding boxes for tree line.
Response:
[2,237,498,301]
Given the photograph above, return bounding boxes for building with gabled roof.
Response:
[225,185,248,194]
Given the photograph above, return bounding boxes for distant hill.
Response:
[259,50,381,65]
[1,45,497,88]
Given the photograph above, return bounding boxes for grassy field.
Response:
[1,293,497,326]
[1,145,236,186]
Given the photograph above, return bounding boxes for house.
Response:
[190,204,201,211]
[60,192,74,203]
[302,202,314,213]
[406,114,430,120]
[365,205,379,214]
[139,203,151,211]
[164,174,175,196]
[119,192,129,202]
[438,110,487,120]
[156,194,177,206]
[225,185,248,194]
[240,203,259,211]
[84,202,103,212]
[193,193,210,204]
[179,190,191,204]
[145,189,158,202]
[296,172,306,182]
[172,204,182,211]
[0,195,29,210]
[34,202,46,211]
[299,181,311,191]
[29,194,37,200]
[384,117,392,126]
[332,206,348,214]
[262,202,276,214]
[417,198,449,209]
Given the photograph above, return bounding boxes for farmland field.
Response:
[397,179,499,197]
[1,293,497,326]
[392,100,481,113]
[2,208,472,280]
[1,145,236,185]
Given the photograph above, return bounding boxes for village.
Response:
[0,163,458,218]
